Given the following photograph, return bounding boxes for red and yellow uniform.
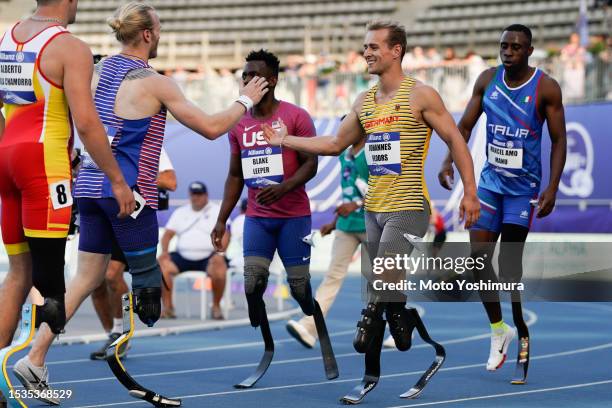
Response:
[0,23,72,255]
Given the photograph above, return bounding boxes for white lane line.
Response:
[69,340,612,408]
[44,305,426,366]
[51,307,532,386]
[42,329,357,367]
[384,379,612,408]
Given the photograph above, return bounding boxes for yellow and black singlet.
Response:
[358,76,432,212]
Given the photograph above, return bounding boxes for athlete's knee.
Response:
[244,260,270,297]
[106,260,126,281]
[207,254,227,278]
[498,246,523,283]
[287,265,314,316]
[125,250,162,326]
[385,302,416,351]
[244,257,271,327]
[36,295,66,335]
[92,281,107,299]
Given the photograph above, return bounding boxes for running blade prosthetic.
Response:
[234,300,274,389]
[106,294,181,407]
[0,305,37,408]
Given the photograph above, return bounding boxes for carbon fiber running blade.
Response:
[399,308,446,399]
[0,304,37,408]
[511,336,529,385]
[106,294,181,407]
[234,302,274,389]
[313,301,339,380]
[340,319,385,405]
[340,377,379,405]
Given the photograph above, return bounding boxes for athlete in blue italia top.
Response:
[439,24,566,379]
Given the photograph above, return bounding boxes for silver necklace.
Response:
[29,15,64,25]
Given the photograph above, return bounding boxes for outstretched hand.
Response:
[240,76,269,106]
[262,119,287,147]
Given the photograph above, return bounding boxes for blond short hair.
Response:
[107,1,156,45]
[366,20,407,59]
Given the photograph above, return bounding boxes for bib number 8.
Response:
[50,180,73,210]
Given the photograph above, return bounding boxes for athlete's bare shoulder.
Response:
[538,72,562,101]
[411,81,441,106]
[46,33,92,60]
[473,67,496,93]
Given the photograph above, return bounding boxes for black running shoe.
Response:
[90,332,129,360]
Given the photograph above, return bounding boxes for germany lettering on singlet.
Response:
[358,76,432,212]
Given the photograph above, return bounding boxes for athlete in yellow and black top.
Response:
[263,20,480,401]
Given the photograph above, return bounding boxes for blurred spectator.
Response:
[226,199,248,271]
[172,66,189,92]
[464,51,488,105]
[430,205,447,258]
[441,47,465,112]
[426,47,443,90]
[561,32,587,103]
[402,46,428,82]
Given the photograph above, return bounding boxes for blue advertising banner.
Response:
[161,102,611,233]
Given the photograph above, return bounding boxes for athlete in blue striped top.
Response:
[439,24,566,380]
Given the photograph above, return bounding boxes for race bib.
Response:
[49,180,73,210]
[0,51,37,104]
[82,125,118,169]
[488,139,523,169]
[130,190,147,219]
[365,131,401,175]
[241,146,284,188]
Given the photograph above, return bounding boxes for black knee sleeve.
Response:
[36,295,66,335]
[244,260,270,327]
[288,276,314,316]
[27,237,66,298]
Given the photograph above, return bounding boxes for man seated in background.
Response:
[159,181,229,320]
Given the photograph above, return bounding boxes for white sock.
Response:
[112,318,123,334]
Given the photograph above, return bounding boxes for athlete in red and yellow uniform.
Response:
[0,23,73,252]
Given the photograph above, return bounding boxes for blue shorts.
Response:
[243,216,311,267]
[78,198,159,255]
[472,187,536,233]
[170,252,228,273]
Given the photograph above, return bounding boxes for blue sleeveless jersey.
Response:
[480,66,545,196]
[74,55,167,209]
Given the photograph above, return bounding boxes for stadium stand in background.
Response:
[1,0,609,115]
